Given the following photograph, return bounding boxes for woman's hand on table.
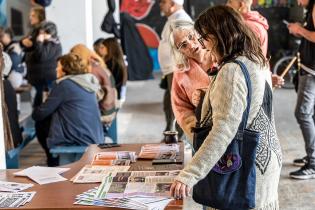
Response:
[170,180,191,200]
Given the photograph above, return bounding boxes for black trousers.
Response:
[35,116,59,166]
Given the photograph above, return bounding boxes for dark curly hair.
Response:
[195,5,267,66]
[58,53,88,75]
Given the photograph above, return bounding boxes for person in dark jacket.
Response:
[25,21,62,107]
[32,53,104,166]
[288,0,315,179]
[20,6,46,52]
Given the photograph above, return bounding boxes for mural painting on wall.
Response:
[120,0,164,71]
[120,0,160,49]
[0,0,7,27]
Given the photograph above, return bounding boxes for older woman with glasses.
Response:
[170,6,281,210]
[168,20,212,141]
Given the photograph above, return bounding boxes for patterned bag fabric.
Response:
[192,60,260,210]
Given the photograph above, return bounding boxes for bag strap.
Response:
[230,60,252,136]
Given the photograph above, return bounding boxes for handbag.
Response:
[192,60,260,210]
[159,76,168,90]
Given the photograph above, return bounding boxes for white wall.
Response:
[46,0,119,53]
[46,0,90,53]
[6,0,31,38]
[92,0,120,41]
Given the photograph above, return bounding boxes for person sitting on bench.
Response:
[32,53,105,166]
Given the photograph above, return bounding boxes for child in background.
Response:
[94,38,128,107]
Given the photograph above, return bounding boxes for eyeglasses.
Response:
[176,31,207,52]
[198,37,206,49]
[176,32,196,51]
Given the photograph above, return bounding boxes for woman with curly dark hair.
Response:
[170,6,281,210]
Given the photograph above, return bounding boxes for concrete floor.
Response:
[20,73,315,209]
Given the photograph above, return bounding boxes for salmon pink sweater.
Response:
[171,59,210,141]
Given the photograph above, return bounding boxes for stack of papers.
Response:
[74,170,179,209]
[0,181,33,192]
[91,151,136,165]
[74,188,172,210]
[138,144,179,159]
[14,166,70,185]
[0,192,36,208]
[95,170,180,199]
[72,165,130,183]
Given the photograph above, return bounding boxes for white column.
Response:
[46,0,119,53]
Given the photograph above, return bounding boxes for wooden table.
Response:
[0,144,184,209]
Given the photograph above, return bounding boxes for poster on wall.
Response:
[0,0,7,27]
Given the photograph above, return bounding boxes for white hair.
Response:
[168,19,195,70]
[172,0,184,6]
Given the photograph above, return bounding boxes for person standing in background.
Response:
[288,0,315,179]
[158,0,191,139]
[100,38,128,105]
[226,0,285,88]
[20,6,46,53]
[25,21,62,107]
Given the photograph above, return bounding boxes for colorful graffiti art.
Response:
[0,0,7,27]
[120,0,155,20]
[120,0,161,71]
[136,23,160,48]
[120,0,160,48]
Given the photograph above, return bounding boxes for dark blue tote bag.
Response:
[192,60,260,210]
